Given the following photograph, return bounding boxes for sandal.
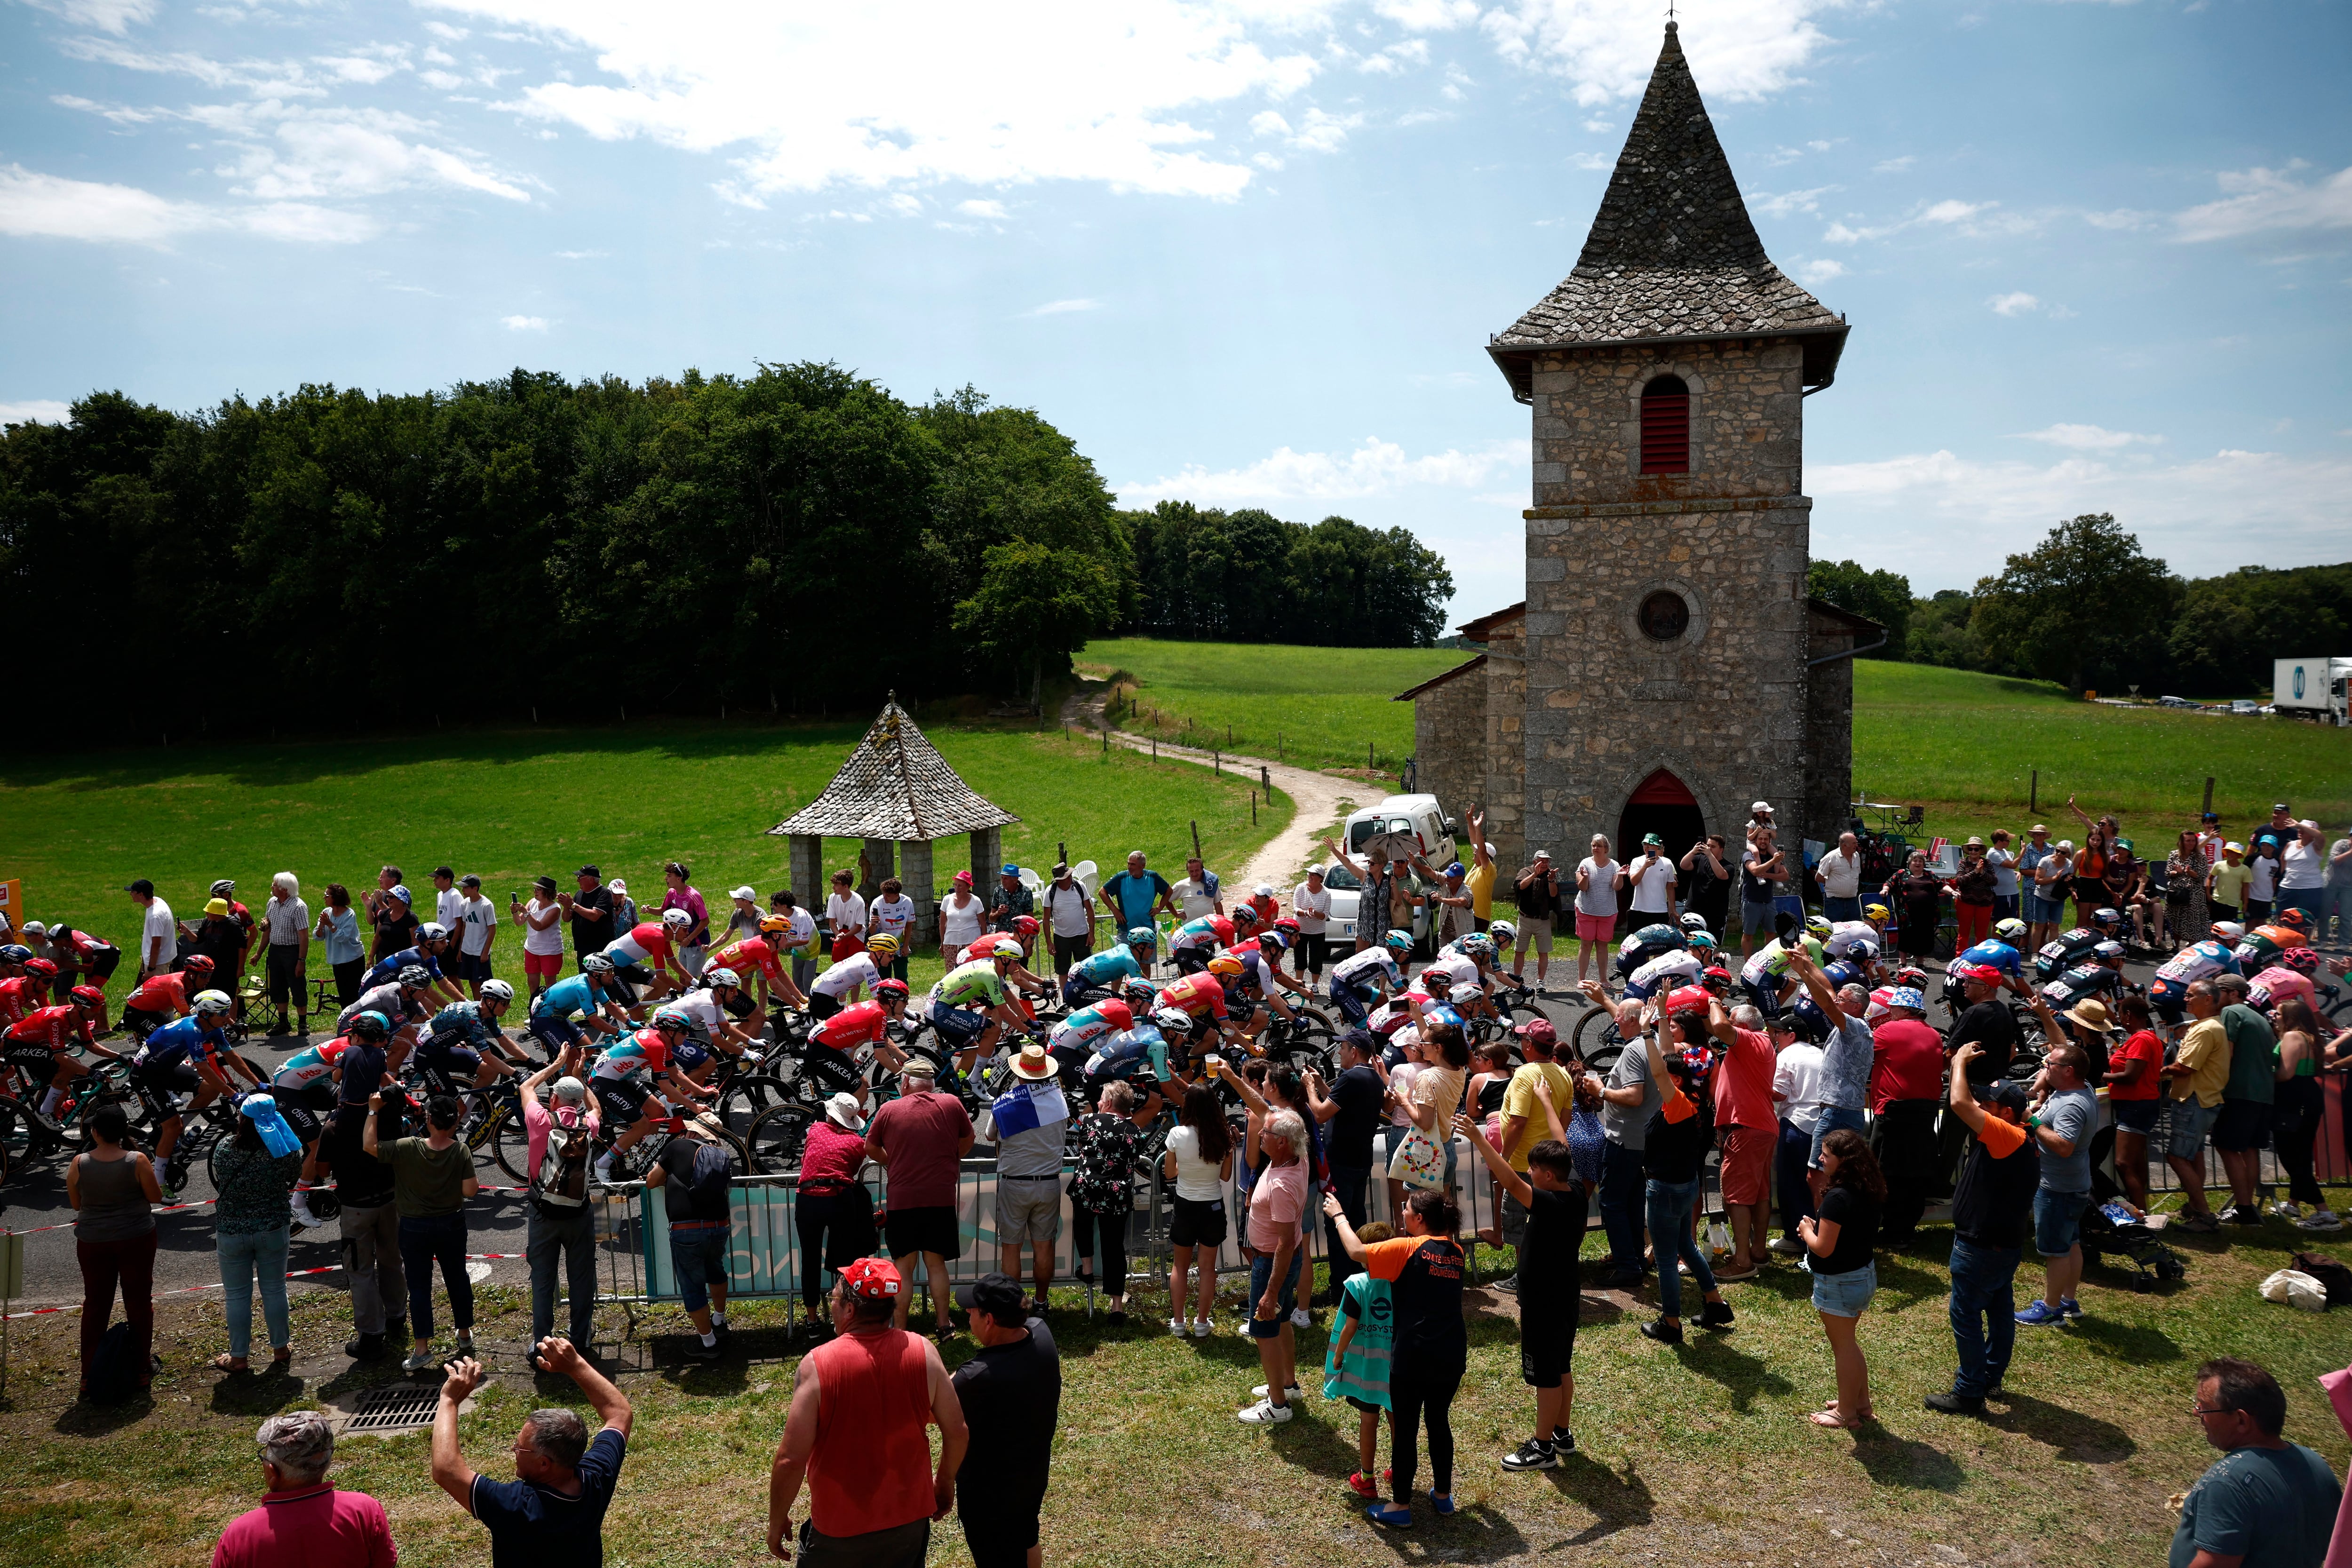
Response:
[212,1354,251,1375]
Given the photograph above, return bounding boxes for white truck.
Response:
[1321,793,1463,955]
[2273,657,2351,725]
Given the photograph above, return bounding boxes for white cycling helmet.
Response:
[192,989,235,1015]
[704,966,741,988]
[662,908,693,928]
[418,922,449,942]
[479,979,516,1003]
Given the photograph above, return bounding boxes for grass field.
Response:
[0,718,1291,996]
[3,1188,2347,1567]
[1085,637,2352,840]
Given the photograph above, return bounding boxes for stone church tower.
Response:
[1478,20,1861,868]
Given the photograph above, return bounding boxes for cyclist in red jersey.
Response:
[0,958,57,1025]
[804,983,912,1096]
[1156,969,1245,1055]
[4,988,123,1114]
[121,960,215,1036]
[707,923,810,1024]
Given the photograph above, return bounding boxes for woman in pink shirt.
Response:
[1238,1106,1311,1425]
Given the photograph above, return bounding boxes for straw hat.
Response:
[2062,998,2117,1035]
[1010,1043,1056,1081]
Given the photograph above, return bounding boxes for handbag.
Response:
[1386,1122,1447,1192]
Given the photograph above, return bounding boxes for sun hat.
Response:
[1010,1043,1056,1080]
[2224,841,2245,853]
[1964,836,1985,848]
[1534,849,1552,860]
[2054,840,2073,852]
[389,884,413,904]
[1001,863,1020,877]
[822,1091,866,1130]
[1889,986,1926,1012]
[954,869,974,886]
[205,897,230,916]
[2063,999,2117,1034]
[839,1258,902,1299]
[609,878,628,895]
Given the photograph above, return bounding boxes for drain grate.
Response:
[344,1381,445,1434]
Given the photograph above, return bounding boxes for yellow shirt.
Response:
[2170,1017,2230,1109]
[2209,861,2252,908]
[1500,1060,1578,1171]
[1465,860,1497,921]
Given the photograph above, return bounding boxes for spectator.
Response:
[772,890,820,994]
[1621,833,1678,925]
[314,884,364,1009]
[363,1090,480,1373]
[2323,823,2352,950]
[2103,995,2165,1212]
[721,885,763,947]
[2249,802,2299,868]
[2172,1358,2343,1568]
[191,897,247,998]
[260,873,310,1037]
[372,882,419,964]
[990,862,1037,933]
[1815,831,1866,921]
[430,867,463,946]
[1867,987,1946,1247]
[68,1102,159,1401]
[869,878,916,979]
[213,1411,394,1568]
[1949,839,1997,952]
[209,1096,302,1376]
[2157,981,2232,1233]
[2013,1042,2099,1328]
[1880,849,1944,962]
[1066,1082,1147,1323]
[1786,951,1873,1168]
[1406,1021,1470,1209]
[1324,1218,1398,1500]
[660,861,710,978]
[950,1273,1062,1568]
[1430,860,1474,946]
[608,877,639,943]
[451,875,498,999]
[937,872,986,968]
[2271,996,2332,1230]
[1492,1018,1578,1290]
[1572,835,1621,983]
[432,1338,632,1565]
[1589,983,1658,1290]
[1041,864,1095,972]
[1736,828,1786,959]
[1706,1000,1778,1279]
[826,869,868,962]
[312,1098,404,1360]
[1511,851,1560,987]
[1099,851,1174,934]
[2022,828,2066,950]
[561,866,615,970]
[1638,1007,1731,1345]
[1770,1009,1826,1257]
[1459,1079,1584,1472]
[765,1258,968,1565]
[795,1092,880,1330]
[520,1051,601,1362]
[1236,1107,1310,1425]
[1984,828,2020,925]
[125,878,176,979]
[1679,834,1732,939]
[1313,1032,1387,1299]
[2210,973,2277,1226]
[647,1113,735,1361]
[514,876,566,1003]
[1168,856,1221,921]
[2246,837,2280,926]
[1291,866,1333,992]
[1803,1127,1884,1428]
[1924,1054,2037,1416]
[2166,830,2211,950]
[2065,802,2113,928]
[1162,1081,1235,1337]
[2278,819,2328,929]
[2208,842,2252,928]
[868,1065,976,1336]
[986,1044,1069,1316]
[1464,810,1498,933]
[1327,1186,1468,1528]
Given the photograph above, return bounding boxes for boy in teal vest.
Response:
[1326,1219,1396,1498]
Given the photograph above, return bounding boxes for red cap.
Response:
[1955,961,2001,984]
[839,1258,902,1300]
[1663,984,1714,1018]
[1513,1017,1557,1046]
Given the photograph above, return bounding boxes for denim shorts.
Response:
[1811,1260,1876,1317]
[1740,900,1779,940]
[2033,1188,2091,1257]
[2109,1098,2159,1135]
[669,1223,732,1313]
[1247,1247,1303,1338]
[2024,893,2065,925]
[2166,1097,2217,1160]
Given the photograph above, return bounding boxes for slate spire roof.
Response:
[768,695,1019,841]
[1488,22,1847,401]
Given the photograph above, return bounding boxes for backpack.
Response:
[86,1321,142,1403]
[686,1137,735,1215]
[534,1118,592,1213]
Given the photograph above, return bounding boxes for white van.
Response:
[1321,794,1462,954]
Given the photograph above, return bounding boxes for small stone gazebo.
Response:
[767,696,1020,946]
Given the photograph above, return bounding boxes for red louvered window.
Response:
[1640,375,1690,474]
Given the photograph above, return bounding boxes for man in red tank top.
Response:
[767,1258,969,1566]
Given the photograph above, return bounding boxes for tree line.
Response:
[0,368,1455,736]
[1809,515,2351,697]
[1120,501,1455,646]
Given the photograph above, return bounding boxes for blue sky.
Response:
[3,0,2346,618]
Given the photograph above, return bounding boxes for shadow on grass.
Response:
[1985,1391,2138,1464]
[1267,1409,1361,1480]
[2067,1314,2183,1365]
[205,1367,311,1417]
[1868,1252,1951,1313]
[52,1389,155,1436]
[1848,1429,1965,1493]
[1674,1332,1794,1412]
[1539,1452,1656,1546]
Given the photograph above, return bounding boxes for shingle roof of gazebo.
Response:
[768,697,1019,841]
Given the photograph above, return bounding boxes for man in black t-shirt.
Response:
[951,1273,1062,1568]
[1936,965,2028,1192]
[564,867,615,967]
[432,1337,632,1568]
[1928,1051,2041,1415]
[1462,1106,1588,1472]
[647,1121,734,1361]
[1316,1034,1387,1299]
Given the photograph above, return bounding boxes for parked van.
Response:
[1321,794,1461,955]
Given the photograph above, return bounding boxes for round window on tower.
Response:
[1638,590,1690,642]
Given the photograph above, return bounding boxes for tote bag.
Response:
[1385,1123,1447,1192]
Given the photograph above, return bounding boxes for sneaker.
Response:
[1489,1274,1520,1294]
[290,1199,320,1230]
[1697,1300,1735,1330]
[1550,1431,1577,1455]
[403,1350,441,1374]
[2172,1210,2222,1234]
[684,1337,721,1362]
[1501,1438,1558,1472]
[2231,1205,2264,1227]
[1639,1317,1683,1345]
[344,1332,385,1360]
[1712,1262,1759,1283]
[2060,1297,2083,1320]
[1168,1317,1188,1336]
[1767,1236,1804,1257]
[1924,1391,1984,1416]
[453,1332,476,1358]
[1237,1399,1294,1425]
[2298,1209,2344,1232]
[1250,1383,1303,1400]
[1190,1319,1212,1338]
[2271,1201,2303,1220]
[1290,1307,1311,1329]
[156,1182,181,1205]
[2015,1300,2068,1328]
[1346,1472,1379,1499]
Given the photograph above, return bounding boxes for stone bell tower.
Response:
[1486,20,1852,863]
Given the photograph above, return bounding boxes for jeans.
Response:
[1644,1175,1716,1319]
[1776,1119,1817,1240]
[528,1202,598,1346]
[217,1225,292,1358]
[1386,1354,1464,1504]
[1599,1140,1648,1278]
[1325,1163,1371,1296]
[1947,1236,2021,1398]
[77,1229,157,1385]
[397,1212,474,1340]
[670,1223,732,1315]
[2321,883,2352,949]
[339,1200,404,1336]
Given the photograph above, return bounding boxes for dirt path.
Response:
[1059,682,1364,893]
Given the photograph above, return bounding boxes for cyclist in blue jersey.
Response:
[1120,923,1160,975]
[360,925,467,1004]
[525,955,634,1060]
[133,990,262,1194]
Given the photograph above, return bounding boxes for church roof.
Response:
[768,696,1019,841]
[1489,22,1847,401]
[1392,655,1488,703]
[1454,602,1526,642]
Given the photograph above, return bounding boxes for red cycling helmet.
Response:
[181,955,216,974]
[1273,916,1302,936]
[23,957,58,980]
[70,984,107,1007]
[1011,915,1041,939]
[874,978,911,999]
[1663,983,1714,1020]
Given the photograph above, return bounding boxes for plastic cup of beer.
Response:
[1204,1051,1221,1077]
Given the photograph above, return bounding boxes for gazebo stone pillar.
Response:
[969,827,1003,893]
[788,836,824,907]
[859,839,894,902]
[899,839,936,947]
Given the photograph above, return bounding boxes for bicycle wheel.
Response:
[1570,1004,1624,1073]
[0,1098,30,1180]
[746,1102,814,1174]
[489,1105,531,1185]
[717,1072,793,1144]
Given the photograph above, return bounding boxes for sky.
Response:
[2,0,2347,621]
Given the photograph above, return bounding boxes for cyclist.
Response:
[706,915,810,1023]
[598,907,697,1003]
[808,936,887,1021]
[266,1035,348,1222]
[923,948,1030,1077]
[119,955,215,1039]
[361,924,467,1004]
[2150,935,2241,1025]
[2247,945,2320,1014]
[1167,914,1235,976]
[2032,908,2122,979]
[414,982,527,1089]
[1151,965,1244,1055]
[0,956,56,1026]
[1048,996,1133,1081]
[28,924,124,1012]
[337,964,438,1051]
[0,944,28,983]
[665,968,763,1060]
[4,984,121,1116]
[1328,930,1410,1027]
[1119,923,1160,974]
[132,990,261,1190]
[1736,924,1826,1018]
[1624,941,1705,1002]
[589,1011,716,1183]
[803,979,914,1096]
[524,954,634,1061]
[1081,1010,1171,1122]
[1063,939,1146,1007]
[1613,920,1687,984]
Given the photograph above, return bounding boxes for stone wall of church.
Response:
[1411,667,1487,837]
[1529,339,1807,507]
[1483,620,1527,867]
[1803,610,1860,858]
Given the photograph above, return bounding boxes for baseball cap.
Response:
[839,1258,903,1300]
[1954,961,2002,984]
[2273,802,2291,813]
[2224,841,2245,853]
[1446,861,1466,876]
[460,873,481,887]
[125,878,155,896]
[954,1272,1028,1320]
[2201,811,2219,823]
[1750,800,1773,813]
[730,885,757,901]
[389,883,413,904]
[553,1076,586,1104]
[1533,848,1552,860]
[1514,1017,1558,1048]
[1641,833,1662,847]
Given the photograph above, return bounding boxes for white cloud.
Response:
[0,163,375,243]
[1567,150,1610,171]
[1920,198,1993,225]
[554,248,606,258]
[1826,197,2019,245]
[1025,297,1101,316]
[1988,290,2039,316]
[1480,0,1832,108]
[1751,184,1836,218]
[178,102,532,204]
[955,198,1008,220]
[0,399,74,426]
[2015,423,2163,451]
[1120,435,1529,505]
[51,92,158,124]
[1794,256,1845,285]
[1359,38,1430,74]
[1373,0,1478,29]
[2174,162,2352,243]
[501,313,548,330]
[1872,155,1915,175]
[1289,106,1365,152]
[1249,110,1291,136]
[2083,207,2156,231]
[21,0,158,34]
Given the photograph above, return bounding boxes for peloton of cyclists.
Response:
[803,978,914,1098]
[524,954,636,1062]
[119,955,217,1039]
[360,924,468,1005]
[590,1009,717,1183]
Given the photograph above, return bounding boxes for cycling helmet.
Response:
[23,957,58,980]
[651,1007,691,1033]
[192,989,234,1016]
[865,934,901,960]
[580,953,616,974]
[1209,918,1236,945]
[2209,921,2245,943]
[1804,915,1834,939]
[1687,930,1719,952]
[989,936,1025,960]
[1383,930,1413,954]
[1097,999,1135,1030]
[2089,907,2123,932]
[210,879,236,897]
[1787,997,1833,1043]
[70,984,107,1007]
[1847,938,1880,963]
[1863,903,1891,923]
[1011,915,1041,939]
[1419,968,1453,990]
[2274,907,2312,931]
[182,955,216,974]
[2092,940,2126,961]
[1125,926,1159,950]
[1661,983,1714,1022]
[759,914,792,934]
[1823,961,1862,990]
[1679,913,1710,932]
[1896,964,1932,990]
[1700,965,1734,994]
[866,976,905,1000]
[1151,1007,1193,1036]
[1258,930,1291,953]
[0,944,30,964]
[418,922,449,943]
[479,979,516,1004]
[2279,947,2320,975]
[703,966,740,989]
[1121,977,1158,1003]
[348,1011,391,1040]
[1207,955,1246,979]
[662,908,693,929]
[1273,916,1301,936]
[397,964,432,988]
[1992,918,2028,942]
[1230,907,1260,932]
[1487,920,1518,947]
[1460,933,1495,959]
